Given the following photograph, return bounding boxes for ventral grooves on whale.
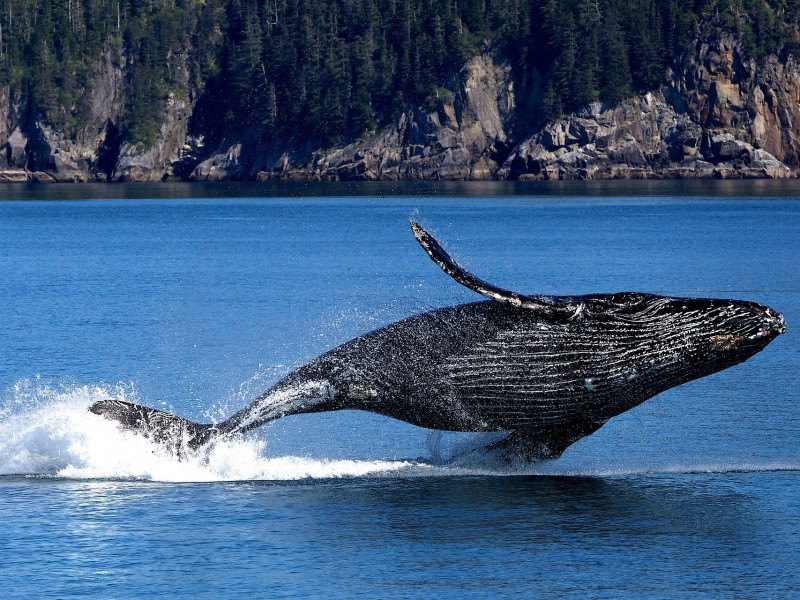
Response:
[89,221,786,463]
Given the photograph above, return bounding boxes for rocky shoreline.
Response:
[2,31,798,183]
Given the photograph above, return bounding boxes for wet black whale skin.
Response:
[89,223,786,461]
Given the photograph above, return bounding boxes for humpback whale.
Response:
[90,221,786,461]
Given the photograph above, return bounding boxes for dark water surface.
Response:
[0,182,797,598]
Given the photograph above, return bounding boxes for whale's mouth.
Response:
[755,312,786,339]
[772,312,787,335]
[741,311,786,343]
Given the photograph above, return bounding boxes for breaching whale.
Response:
[90,221,786,461]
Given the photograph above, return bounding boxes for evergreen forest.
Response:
[1,0,798,149]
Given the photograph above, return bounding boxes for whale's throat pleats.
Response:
[443,312,706,432]
[85,222,785,464]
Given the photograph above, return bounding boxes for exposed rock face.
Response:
[499,92,791,180]
[503,31,796,180]
[263,30,797,182]
[0,52,194,183]
[194,48,522,181]
[0,29,798,182]
[9,52,127,182]
[27,123,92,182]
[669,33,800,168]
[0,88,10,167]
[0,126,28,181]
[110,52,194,182]
[192,141,246,181]
[112,92,193,182]
[6,127,28,168]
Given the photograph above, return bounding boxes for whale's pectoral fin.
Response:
[486,430,566,462]
[410,221,575,319]
[490,420,606,462]
[89,399,214,453]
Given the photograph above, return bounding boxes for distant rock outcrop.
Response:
[194,47,525,181]
[500,31,795,180]
[0,52,194,183]
[266,31,795,181]
[498,93,791,180]
[112,91,193,182]
[0,28,797,182]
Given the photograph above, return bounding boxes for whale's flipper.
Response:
[483,419,606,463]
[410,221,575,319]
[89,399,214,454]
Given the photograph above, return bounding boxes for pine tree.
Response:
[599,1,632,102]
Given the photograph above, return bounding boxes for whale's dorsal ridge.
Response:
[410,221,574,318]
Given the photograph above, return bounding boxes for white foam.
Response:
[0,381,419,482]
[1,380,797,482]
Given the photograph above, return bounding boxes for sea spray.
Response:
[0,380,420,482]
[2,380,798,481]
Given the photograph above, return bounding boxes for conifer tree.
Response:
[3,0,800,152]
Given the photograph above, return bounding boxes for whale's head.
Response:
[584,292,786,383]
[696,298,786,360]
[409,220,785,400]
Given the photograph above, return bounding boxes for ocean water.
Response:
[0,181,798,598]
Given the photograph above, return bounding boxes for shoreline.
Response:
[2,178,800,202]
[0,167,796,186]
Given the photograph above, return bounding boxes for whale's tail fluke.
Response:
[89,399,215,455]
[89,379,337,458]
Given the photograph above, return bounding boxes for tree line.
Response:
[1,0,798,149]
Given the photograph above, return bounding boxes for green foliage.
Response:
[0,0,193,147]
[732,0,800,62]
[209,0,513,140]
[1,0,799,150]
[208,0,800,140]
[536,0,690,119]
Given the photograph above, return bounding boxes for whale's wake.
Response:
[1,381,798,482]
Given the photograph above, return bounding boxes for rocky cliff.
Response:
[0,51,194,184]
[1,29,798,182]
[189,47,533,182]
[500,32,797,180]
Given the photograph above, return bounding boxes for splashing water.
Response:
[1,380,798,482]
[0,380,419,482]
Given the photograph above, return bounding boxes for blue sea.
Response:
[0,180,798,599]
